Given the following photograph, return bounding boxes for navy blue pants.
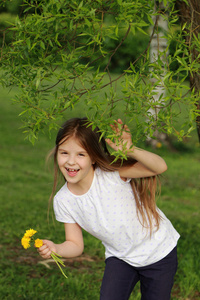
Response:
[100,247,178,300]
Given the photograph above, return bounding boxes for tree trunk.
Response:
[147,1,169,148]
[176,0,200,142]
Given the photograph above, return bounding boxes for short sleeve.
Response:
[108,170,131,184]
[53,196,76,224]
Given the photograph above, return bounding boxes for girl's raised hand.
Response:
[105,119,133,152]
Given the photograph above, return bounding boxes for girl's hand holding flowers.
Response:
[21,229,68,279]
[37,240,56,259]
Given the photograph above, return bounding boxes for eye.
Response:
[60,151,68,155]
[78,153,85,157]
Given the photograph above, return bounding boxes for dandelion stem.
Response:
[51,252,68,279]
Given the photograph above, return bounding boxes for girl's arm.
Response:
[38,223,84,259]
[106,119,167,179]
[119,147,167,178]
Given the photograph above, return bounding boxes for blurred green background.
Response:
[0,1,200,299]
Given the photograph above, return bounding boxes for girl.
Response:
[38,117,180,300]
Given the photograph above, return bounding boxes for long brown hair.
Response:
[49,117,161,233]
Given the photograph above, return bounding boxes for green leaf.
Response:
[26,38,31,50]
[40,41,45,50]
[78,1,83,9]
[136,27,148,35]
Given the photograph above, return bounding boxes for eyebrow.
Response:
[58,148,87,153]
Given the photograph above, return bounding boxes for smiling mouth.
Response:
[66,168,80,177]
[66,168,80,172]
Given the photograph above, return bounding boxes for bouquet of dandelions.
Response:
[21,228,67,279]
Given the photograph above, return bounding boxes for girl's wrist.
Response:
[126,146,136,156]
[54,244,60,255]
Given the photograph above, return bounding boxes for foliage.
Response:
[0,88,199,299]
[0,0,23,14]
[0,0,199,147]
[0,12,17,45]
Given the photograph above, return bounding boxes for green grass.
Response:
[0,85,200,299]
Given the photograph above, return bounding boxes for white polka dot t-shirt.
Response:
[54,168,180,267]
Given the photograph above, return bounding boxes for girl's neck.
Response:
[67,170,95,196]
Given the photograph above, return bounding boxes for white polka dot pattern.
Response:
[54,168,180,267]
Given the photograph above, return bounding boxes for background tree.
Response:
[0,0,199,150]
[148,1,169,148]
[176,0,200,142]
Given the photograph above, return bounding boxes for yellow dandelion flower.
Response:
[34,239,43,248]
[24,229,37,238]
[21,236,31,249]
[156,142,162,149]
[21,228,68,279]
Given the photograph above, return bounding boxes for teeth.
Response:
[67,168,78,172]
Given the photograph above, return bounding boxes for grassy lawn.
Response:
[0,85,200,299]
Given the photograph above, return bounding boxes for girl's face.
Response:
[57,137,95,195]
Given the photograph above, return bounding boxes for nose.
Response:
[67,154,76,165]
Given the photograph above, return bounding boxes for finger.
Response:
[105,138,117,150]
[110,124,120,135]
[42,250,52,259]
[116,119,126,132]
[123,124,130,132]
[116,119,130,130]
[38,244,50,255]
[105,138,113,146]
[113,120,122,132]
[110,124,116,131]
[37,243,47,251]
[117,119,130,132]
[38,247,52,259]
[117,118,123,124]
[40,252,51,259]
